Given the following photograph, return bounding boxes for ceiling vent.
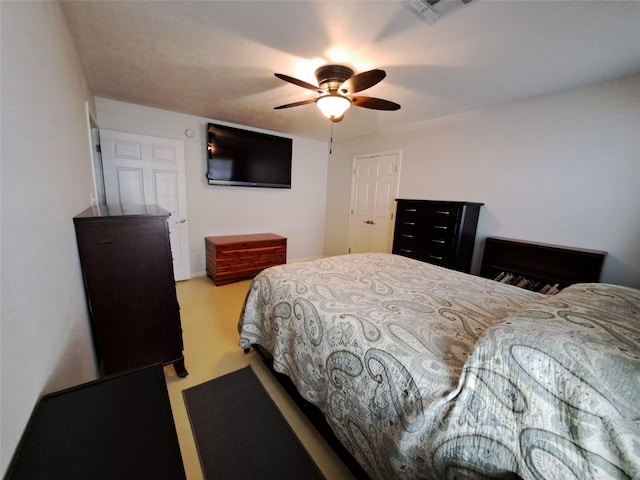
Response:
[408,0,475,22]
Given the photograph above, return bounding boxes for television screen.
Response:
[207,123,292,188]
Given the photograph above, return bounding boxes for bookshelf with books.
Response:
[479,237,606,294]
[491,270,560,294]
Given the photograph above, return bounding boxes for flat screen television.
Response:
[206,123,292,188]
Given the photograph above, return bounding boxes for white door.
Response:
[100,129,191,281]
[348,151,400,254]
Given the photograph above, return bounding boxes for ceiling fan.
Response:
[274,64,401,123]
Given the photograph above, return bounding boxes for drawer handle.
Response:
[435,210,450,215]
[404,208,417,212]
[400,249,412,253]
[434,225,448,230]
[403,222,416,226]
[429,254,443,260]
[432,239,445,244]
[402,234,414,238]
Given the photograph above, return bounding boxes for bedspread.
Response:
[238,253,640,479]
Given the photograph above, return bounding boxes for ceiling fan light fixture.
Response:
[316,94,351,121]
[274,64,399,121]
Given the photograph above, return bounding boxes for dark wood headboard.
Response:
[479,237,606,292]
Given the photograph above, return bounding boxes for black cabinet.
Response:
[73,204,187,377]
[392,199,483,273]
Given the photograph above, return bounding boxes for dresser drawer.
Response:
[394,222,457,243]
[394,244,454,267]
[394,230,456,250]
[396,202,461,224]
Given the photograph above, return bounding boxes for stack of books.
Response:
[493,271,560,294]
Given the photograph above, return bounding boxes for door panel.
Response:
[349,158,374,254]
[152,145,176,163]
[115,168,145,205]
[153,170,179,211]
[114,140,141,159]
[100,130,191,281]
[350,225,370,253]
[370,228,392,252]
[348,151,400,254]
[373,182,393,219]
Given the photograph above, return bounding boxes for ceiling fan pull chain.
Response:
[329,122,334,154]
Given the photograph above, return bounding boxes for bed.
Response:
[238,253,640,480]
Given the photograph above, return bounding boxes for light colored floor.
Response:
[162,275,354,480]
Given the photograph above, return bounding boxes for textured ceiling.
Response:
[61,0,640,142]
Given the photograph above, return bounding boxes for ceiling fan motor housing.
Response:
[315,65,354,91]
[274,64,400,115]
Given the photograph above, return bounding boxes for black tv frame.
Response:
[206,123,292,189]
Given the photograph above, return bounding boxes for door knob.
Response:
[176,218,186,224]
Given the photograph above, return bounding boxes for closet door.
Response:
[348,151,400,254]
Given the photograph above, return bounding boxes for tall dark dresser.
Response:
[392,199,483,273]
[73,204,187,377]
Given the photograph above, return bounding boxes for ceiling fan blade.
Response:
[274,73,323,93]
[339,69,386,94]
[274,99,317,110]
[350,96,401,111]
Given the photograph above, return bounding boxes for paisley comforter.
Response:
[238,253,640,479]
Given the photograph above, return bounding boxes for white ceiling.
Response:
[61,0,640,142]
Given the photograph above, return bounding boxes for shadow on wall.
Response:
[43,326,97,396]
[469,207,499,275]
[601,254,639,289]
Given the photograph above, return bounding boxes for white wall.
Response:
[95,98,329,276]
[326,76,640,288]
[0,2,98,473]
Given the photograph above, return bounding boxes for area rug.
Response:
[183,365,325,480]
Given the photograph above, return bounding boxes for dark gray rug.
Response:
[183,365,325,480]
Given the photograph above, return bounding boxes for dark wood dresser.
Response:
[73,205,187,377]
[392,199,483,273]
[206,233,287,286]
